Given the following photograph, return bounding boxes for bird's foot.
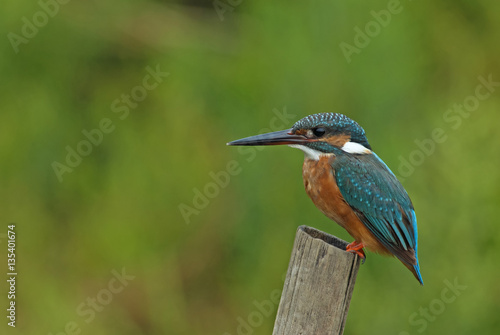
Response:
[346,241,366,264]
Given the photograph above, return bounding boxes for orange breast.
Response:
[302,156,390,254]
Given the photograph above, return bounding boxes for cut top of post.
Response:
[299,225,350,251]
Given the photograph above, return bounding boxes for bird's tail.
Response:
[404,260,424,285]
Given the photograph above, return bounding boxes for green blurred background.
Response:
[1,0,500,334]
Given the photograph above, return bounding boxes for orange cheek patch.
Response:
[325,134,351,147]
[294,129,308,136]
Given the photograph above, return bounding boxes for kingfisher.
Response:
[227,113,423,285]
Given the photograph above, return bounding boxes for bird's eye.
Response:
[312,127,326,137]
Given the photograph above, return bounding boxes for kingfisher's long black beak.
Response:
[227,129,309,146]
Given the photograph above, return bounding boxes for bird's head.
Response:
[227,113,372,160]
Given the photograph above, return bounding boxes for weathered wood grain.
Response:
[272,225,360,335]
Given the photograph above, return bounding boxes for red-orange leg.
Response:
[346,241,366,263]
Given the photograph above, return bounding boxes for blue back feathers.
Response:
[333,148,423,284]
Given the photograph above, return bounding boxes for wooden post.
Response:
[273,225,360,335]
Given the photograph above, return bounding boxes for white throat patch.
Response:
[341,141,371,154]
[288,144,326,161]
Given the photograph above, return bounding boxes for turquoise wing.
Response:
[333,152,422,283]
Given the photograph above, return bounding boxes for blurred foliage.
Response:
[1,0,500,334]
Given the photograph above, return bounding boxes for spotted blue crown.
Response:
[292,113,372,150]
